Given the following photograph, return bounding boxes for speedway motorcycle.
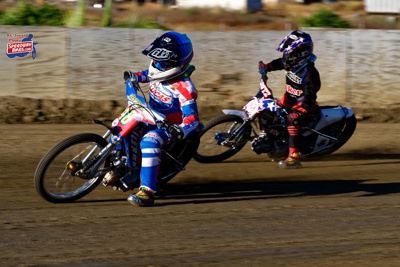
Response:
[34,78,200,203]
[194,72,357,163]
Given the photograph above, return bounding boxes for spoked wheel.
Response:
[194,115,252,163]
[34,133,109,203]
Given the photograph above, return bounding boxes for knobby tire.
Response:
[194,115,251,163]
[34,133,109,203]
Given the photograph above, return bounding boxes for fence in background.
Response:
[1,26,399,107]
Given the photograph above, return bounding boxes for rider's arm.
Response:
[135,70,151,83]
[301,67,321,112]
[260,58,285,72]
[268,58,285,71]
[174,80,200,139]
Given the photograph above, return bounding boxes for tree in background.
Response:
[101,0,113,27]
[65,0,87,27]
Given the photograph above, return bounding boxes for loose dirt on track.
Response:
[1,122,400,267]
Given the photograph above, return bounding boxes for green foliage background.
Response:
[0,1,65,26]
[0,0,166,28]
[0,1,354,29]
[300,8,353,28]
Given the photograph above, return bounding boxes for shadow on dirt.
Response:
[313,152,400,161]
[77,150,400,205]
[159,179,400,200]
[222,151,400,163]
[79,179,400,205]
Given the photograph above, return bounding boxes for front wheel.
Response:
[34,133,109,203]
[194,115,251,163]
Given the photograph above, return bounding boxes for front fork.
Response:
[72,130,119,179]
[215,120,254,149]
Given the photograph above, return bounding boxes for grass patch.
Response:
[300,8,353,28]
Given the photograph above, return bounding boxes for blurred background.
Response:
[0,0,399,124]
[0,0,399,29]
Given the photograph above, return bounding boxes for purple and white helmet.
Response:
[277,30,314,72]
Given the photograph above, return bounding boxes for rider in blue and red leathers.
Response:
[259,30,321,169]
[123,31,200,206]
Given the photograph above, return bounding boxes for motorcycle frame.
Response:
[221,104,353,157]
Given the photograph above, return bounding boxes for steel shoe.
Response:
[127,187,155,207]
[278,153,302,169]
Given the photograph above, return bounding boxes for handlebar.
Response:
[259,61,269,85]
[257,66,274,100]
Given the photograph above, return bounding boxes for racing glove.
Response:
[123,71,138,83]
[287,106,307,125]
[286,112,300,125]
[258,61,273,74]
[167,124,184,140]
[293,105,308,115]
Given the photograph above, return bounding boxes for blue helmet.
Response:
[277,30,314,72]
[142,31,194,80]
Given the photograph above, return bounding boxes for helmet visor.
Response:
[152,60,177,71]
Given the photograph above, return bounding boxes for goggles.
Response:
[153,60,175,71]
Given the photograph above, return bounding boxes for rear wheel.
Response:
[194,115,251,163]
[34,133,109,203]
[310,115,357,157]
[158,133,200,188]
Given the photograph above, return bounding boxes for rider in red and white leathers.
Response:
[135,68,199,137]
[124,31,200,206]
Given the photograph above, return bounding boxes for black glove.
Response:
[124,71,137,83]
[286,112,300,125]
[167,124,184,140]
[286,105,308,125]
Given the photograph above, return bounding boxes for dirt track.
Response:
[1,122,400,267]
